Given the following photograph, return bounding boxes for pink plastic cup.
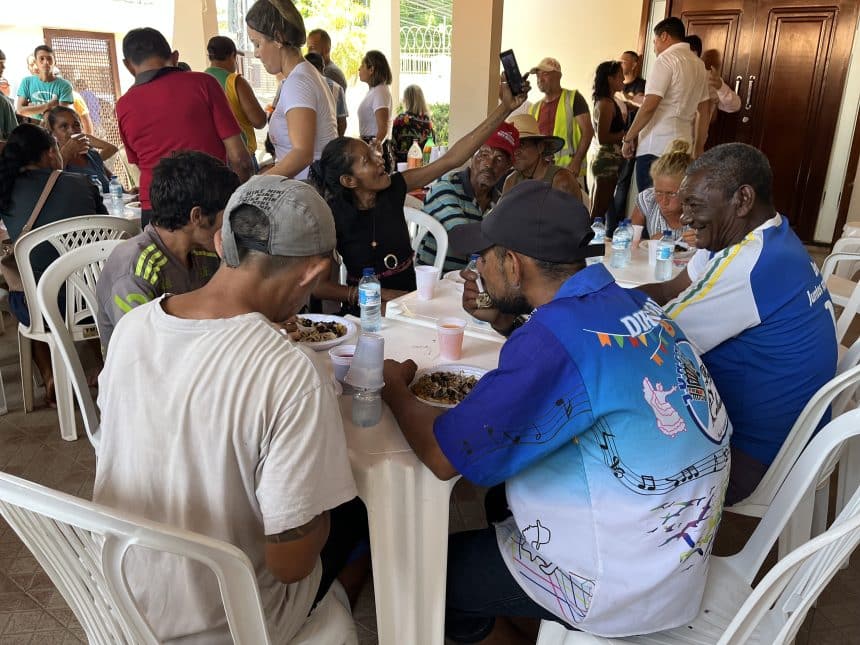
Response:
[437,317,466,361]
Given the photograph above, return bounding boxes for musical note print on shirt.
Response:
[592,418,730,495]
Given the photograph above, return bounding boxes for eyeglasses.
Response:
[654,190,680,199]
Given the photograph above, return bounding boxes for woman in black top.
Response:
[310,75,529,313]
[590,60,627,221]
[0,123,106,405]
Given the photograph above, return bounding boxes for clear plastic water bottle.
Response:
[655,229,675,281]
[358,267,382,332]
[610,219,632,269]
[108,177,124,216]
[587,217,606,266]
[352,387,382,427]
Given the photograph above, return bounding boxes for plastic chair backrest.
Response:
[404,206,448,272]
[14,215,139,336]
[719,410,860,643]
[728,363,860,516]
[0,470,271,645]
[830,239,860,278]
[37,241,123,450]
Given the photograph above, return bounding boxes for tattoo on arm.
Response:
[266,513,326,543]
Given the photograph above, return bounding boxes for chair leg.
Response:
[836,437,860,569]
[778,490,814,559]
[812,481,830,538]
[18,332,34,413]
[49,346,77,442]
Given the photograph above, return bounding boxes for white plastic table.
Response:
[339,315,502,645]
[384,278,505,343]
[604,240,685,288]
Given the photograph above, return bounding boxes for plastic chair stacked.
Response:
[14,215,139,441]
[535,408,860,644]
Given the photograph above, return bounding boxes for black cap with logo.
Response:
[449,180,603,263]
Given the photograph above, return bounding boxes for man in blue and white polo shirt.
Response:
[383,181,733,642]
[641,143,837,506]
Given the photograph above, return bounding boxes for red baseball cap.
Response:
[483,122,519,159]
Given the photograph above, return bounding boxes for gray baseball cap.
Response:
[449,180,602,263]
[221,176,336,267]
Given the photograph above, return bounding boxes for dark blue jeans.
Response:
[607,157,636,236]
[635,154,659,193]
[445,526,575,643]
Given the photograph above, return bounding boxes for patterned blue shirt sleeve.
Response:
[434,321,595,487]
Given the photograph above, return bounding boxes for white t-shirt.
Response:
[269,61,338,179]
[637,42,709,157]
[93,297,357,644]
[358,83,392,138]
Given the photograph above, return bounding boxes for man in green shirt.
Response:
[16,45,73,121]
[0,49,17,138]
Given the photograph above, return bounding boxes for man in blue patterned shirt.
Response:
[383,181,732,642]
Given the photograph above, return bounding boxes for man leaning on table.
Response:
[639,142,838,506]
[382,180,733,643]
[94,176,367,643]
[96,151,239,352]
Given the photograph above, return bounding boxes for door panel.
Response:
[668,0,859,241]
[749,9,838,238]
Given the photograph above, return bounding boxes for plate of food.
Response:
[410,365,487,408]
[295,314,356,351]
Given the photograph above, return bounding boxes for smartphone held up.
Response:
[499,49,526,96]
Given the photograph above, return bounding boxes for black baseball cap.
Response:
[449,180,603,263]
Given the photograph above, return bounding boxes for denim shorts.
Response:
[445,526,575,642]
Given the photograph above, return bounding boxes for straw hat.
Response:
[507,114,565,155]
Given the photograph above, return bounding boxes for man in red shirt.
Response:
[117,28,252,225]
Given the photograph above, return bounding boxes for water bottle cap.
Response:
[469,253,480,261]
[594,217,603,224]
[663,230,672,235]
[362,267,374,277]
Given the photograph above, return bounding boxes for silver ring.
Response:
[384,254,398,270]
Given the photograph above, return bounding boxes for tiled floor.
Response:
[0,265,858,643]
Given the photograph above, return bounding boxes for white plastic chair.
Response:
[0,469,271,644]
[37,241,123,451]
[727,363,860,556]
[821,251,860,341]
[14,215,139,441]
[535,408,860,645]
[404,206,448,272]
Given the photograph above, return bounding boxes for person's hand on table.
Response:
[382,359,417,402]
[460,268,516,335]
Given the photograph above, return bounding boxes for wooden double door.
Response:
[669,0,858,241]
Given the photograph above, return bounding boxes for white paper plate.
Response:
[295,314,356,351]
[443,270,465,285]
[410,364,487,408]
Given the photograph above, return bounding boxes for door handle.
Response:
[734,75,743,94]
[745,76,756,110]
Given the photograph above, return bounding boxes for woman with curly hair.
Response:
[590,60,626,224]
[245,0,337,179]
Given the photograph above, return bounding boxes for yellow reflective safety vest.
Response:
[529,88,583,175]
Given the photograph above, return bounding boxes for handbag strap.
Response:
[21,170,62,236]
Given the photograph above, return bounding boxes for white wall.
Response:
[501,0,643,109]
[0,0,174,96]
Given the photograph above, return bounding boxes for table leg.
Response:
[353,458,458,645]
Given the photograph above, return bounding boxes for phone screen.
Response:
[499,49,524,96]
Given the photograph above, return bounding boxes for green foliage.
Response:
[400,0,452,28]
[294,0,369,82]
[429,102,449,144]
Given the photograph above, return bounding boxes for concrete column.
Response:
[449,0,504,142]
[172,0,218,73]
